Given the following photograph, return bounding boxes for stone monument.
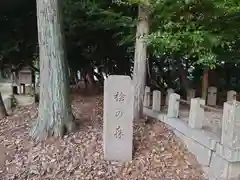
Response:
[103,75,134,161]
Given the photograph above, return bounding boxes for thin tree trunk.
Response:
[0,92,7,118]
[202,68,209,100]
[133,5,149,120]
[146,53,152,86]
[11,71,15,95]
[81,70,88,89]
[179,67,189,99]
[30,0,75,140]
[86,67,96,90]
[74,70,79,88]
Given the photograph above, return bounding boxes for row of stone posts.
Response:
[144,86,240,132]
[167,93,240,179]
[144,86,238,109]
[167,94,206,129]
[157,90,240,151]
[144,86,240,179]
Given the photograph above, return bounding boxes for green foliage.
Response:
[63,0,135,73]
[1,0,240,73]
[114,0,240,68]
[145,0,240,67]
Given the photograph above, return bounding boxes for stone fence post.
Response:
[227,90,236,102]
[210,100,240,179]
[152,90,161,112]
[165,88,174,106]
[221,100,240,149]
[143,86,150,107]
[167,93,180,118]
[188,98,205,129]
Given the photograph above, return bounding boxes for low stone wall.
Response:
[143,86,240,180]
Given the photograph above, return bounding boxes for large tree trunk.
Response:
[0,92,7,118]
[30,0,75,140]
[133,5,149,120]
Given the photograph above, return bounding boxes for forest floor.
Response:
[0,92,206,180]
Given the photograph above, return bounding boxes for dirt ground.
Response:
[0,93,206,180]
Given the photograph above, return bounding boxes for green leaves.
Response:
[144,0,240,67]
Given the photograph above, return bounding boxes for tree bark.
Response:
[86,67,96,89]
[202,68,209,100]
[133,5,149,120]
[30,0,75,140]
[0,92,7,119]
[179,66,189,99]
[81,69,88,89]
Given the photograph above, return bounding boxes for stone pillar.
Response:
[103,75,134,162]
[165,88,174,106]
[152,90,161,112]
[207,86,217,106]
[167,93,180,118]
[187,88,196,101]
[188,98,205,129]
[221,100,240,149]
[209,100,240,180]
[227,90,236,102]
[143,86,150,107]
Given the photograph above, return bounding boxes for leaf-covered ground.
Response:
[0,93,206,180]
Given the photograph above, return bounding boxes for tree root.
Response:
[30,114,76,141]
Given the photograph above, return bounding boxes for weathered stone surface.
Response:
[209,153,240,180]
[221,101,233,147]
[103,75,134,162]
[207,86,217,106]
[152,90,161,112]
[189,98,205,129]
[2,95,12,113]
[227,90,237,102]
[216,143,240,162]
[165,88,174,106]
[167,93,180,118]
[143,86,150,107]
[221,101,240,149]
